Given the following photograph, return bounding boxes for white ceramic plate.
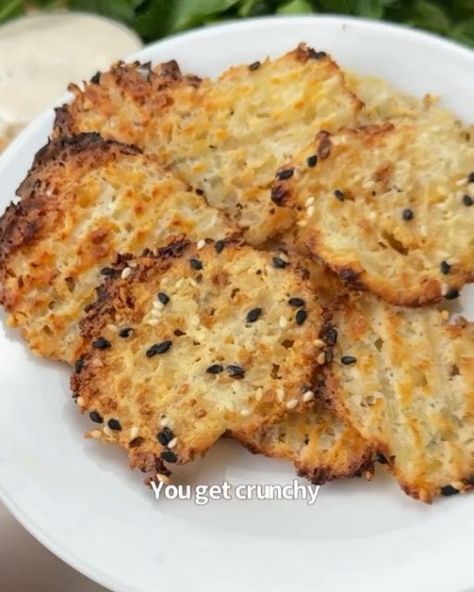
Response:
[1,16,474,592]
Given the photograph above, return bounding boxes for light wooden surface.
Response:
[0,503,108,592]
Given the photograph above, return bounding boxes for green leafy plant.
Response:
[1,0,473,46]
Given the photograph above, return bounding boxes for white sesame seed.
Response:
[121,267,132,280]
[76,396,85,407]
[147,319,160,327]
[255,388,263,402]
[313,338,325,348]
[153,299,164,309]
[278,252,289,263]
[279,316,287,329]
[317,352,326,365]
[104,427,112,437]
[303,391,315,403]
[130,426,140,439]
[277,388,285,402]
[128,261,138,268]
[440,310,450,320]
[160,417,168,427]
[175,279,184,289]
[286,399,299,410]
[241,408,251,417]
[156,473,170,484]
[305,196,315,207]
[167,437,178,449]
[441,283,448,296]
[297,219,308,227]
[306,206,315,218]
[197,239,206,250]
[456,179,466,186]
[89,430,102,439]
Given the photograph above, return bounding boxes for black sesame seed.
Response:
[341,355,357,365]
[272,256,288,269]
[246,307,262,323]
[90,71,101,84]
[440,485,459,497]
[402,208,414,221]
[89,411,103,424]
[190,258,203,270]
[271,184,288,206]
[325,327,338,346]
[334,189,345,201]
[325,348,334,363]
[158,292,170,305]
[462,194,473,207]
[468,172,474,183]
[295,309,307,325]
[92,337,111,350]
[445,288,459,300]
[100,267,116,277]
[161,450,178,463]
[440,261,451,275]
[206,364,224,374]
[157,427,174,446]
[248,60,261,71]
[308,49,327,60]
[195,188,205,196]
[108,418,122,431]
[215,240,225,253]
[288,297,305,308]
[119,327,133,338]
[75,357,85,373]
[146,340,172,357]
[277,168,294,181]
[227,364,245,379]
[306,154,318,168]
[376,453,388,465]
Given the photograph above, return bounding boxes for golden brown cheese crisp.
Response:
[273,106,474,305]
[71,240,326,481]
[0,134,236,362]
[54,45,362,244]
[326,294,474,502]
[236,400,373,484]
[234,231,372,483]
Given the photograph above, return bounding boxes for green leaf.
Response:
[317,0,352,13]
[451,18,474,46]
[277,0,313,14]
[352,0,385,18]
[169,0,241,32]
[0,0,24,24]
[69,0,136,23]
[134,0,173,40]
[408,0,451,35]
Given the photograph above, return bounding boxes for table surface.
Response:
[0,503,108,592]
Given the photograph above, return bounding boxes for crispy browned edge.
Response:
[270,125,474,307]
[322,298,474,503]
[233,309,374,485]
[53,59,202,138]
[72,236,325,481]
[0,134,142,311]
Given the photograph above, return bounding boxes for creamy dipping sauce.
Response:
[0,12,142,140]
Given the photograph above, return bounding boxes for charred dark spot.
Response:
[440,485,459,496]
[317,131,332,160]
[271,184,289,206]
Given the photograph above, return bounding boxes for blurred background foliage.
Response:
[1,0,473,46]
